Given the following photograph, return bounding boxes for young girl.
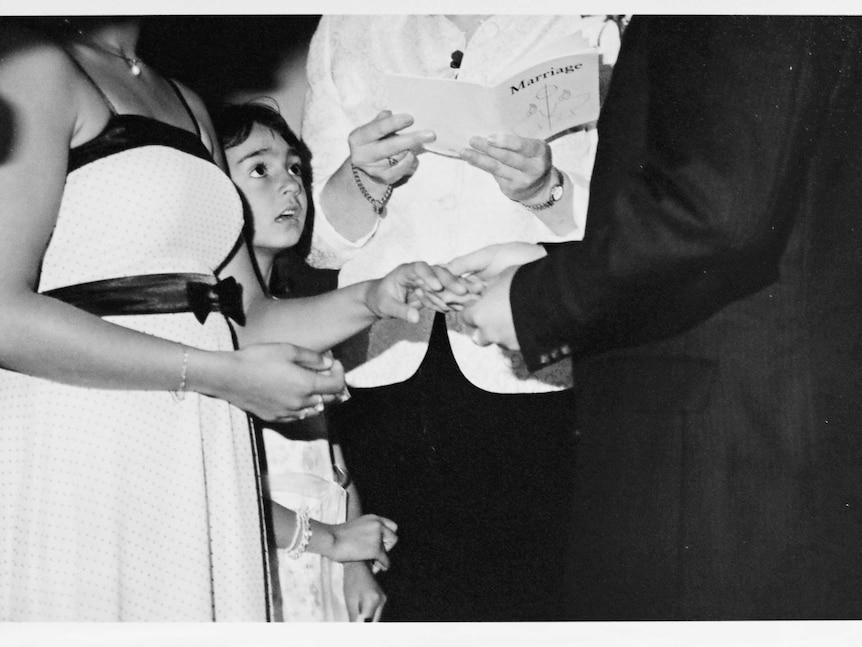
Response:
[213,101,390,622]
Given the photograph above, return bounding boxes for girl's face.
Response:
[225,123,308,256]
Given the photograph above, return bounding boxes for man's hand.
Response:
[446,242,547,282]
[459,265,520,350]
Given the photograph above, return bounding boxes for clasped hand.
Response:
[381,242,548,350]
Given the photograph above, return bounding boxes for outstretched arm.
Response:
[227,252,467,352]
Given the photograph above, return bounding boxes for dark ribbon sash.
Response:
[42,273,246,326]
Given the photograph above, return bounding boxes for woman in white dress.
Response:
[0,17,456,621]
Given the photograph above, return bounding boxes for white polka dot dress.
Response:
[0,116,270,620]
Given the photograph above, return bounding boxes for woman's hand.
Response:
[349,110,436,186]
[193,344,346,422]
[343,561,387,622]
[317,514,398,573]
[459,133,554,203]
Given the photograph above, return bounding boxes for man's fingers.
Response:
[446,249,492,279]
[467,325,492,347]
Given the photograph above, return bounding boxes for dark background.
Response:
[139,15,321,119]
[10,15,322,132]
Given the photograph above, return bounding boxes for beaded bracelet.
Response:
[285,508,303,554]
[287,507,312,559]
[170,348,189,402]
[351,163,393,215]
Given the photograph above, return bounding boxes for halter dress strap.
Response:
[165,77,202,139]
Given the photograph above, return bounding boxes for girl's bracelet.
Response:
[287,507,312,559]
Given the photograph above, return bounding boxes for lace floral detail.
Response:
[302,15,620,392]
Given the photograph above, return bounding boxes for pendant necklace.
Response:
[82,40,144,76]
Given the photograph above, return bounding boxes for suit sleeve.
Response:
[511,16,839,371]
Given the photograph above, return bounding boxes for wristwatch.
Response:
[518,168,564,211]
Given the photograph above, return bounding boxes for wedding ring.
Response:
[314,394,325,413]
[387,156,398,166]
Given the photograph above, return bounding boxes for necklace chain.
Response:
[81,39,143,77]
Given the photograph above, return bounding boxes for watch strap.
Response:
[517,168,564,211]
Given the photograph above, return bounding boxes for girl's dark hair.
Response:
[214,99,302,155]
[211,99,315,293]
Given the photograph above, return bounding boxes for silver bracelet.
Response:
[285,508,303,554]
[287,507,312,559]
[351,163,393,215]
[170,348,189,402]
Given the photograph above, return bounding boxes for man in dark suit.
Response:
[449,16,862,619]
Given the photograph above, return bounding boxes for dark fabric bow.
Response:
[187,276,246,326]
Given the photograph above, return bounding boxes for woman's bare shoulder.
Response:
[0,24,77,90]
[0,24,81,151]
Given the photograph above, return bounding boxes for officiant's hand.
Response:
[459,133,553,203]
[349,110,436,185]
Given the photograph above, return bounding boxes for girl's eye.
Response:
[288,163,303,177]
[249,164,267,178]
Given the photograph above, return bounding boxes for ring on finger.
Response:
[314,394,325,413]
[387,156,399,166]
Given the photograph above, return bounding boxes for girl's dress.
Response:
[0,62,270,620]
[264,428,348,621]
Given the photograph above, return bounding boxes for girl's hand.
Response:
[343,561,387,622]
[407,265,484,313]
[196,344,346,422]
[349,110,436,186]
[317,514,398,571]
[365,261,469,321]
[459,133,554,203]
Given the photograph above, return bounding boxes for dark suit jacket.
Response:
[510,16,862,619]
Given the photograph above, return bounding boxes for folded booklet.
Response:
[385,33,600,156]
